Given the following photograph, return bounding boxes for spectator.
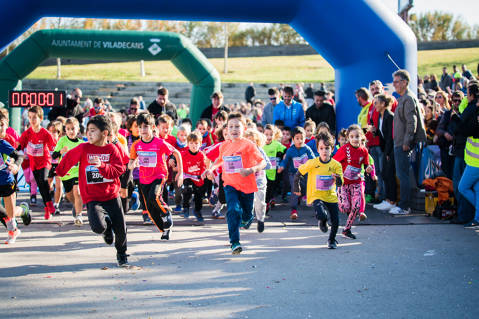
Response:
[273,86,305,129]
[355,87,372,130]
[434,90,450,118]
[262,88,280,126]
[88,98,106,117]
[423,75,433,91]
[147,87,178,121]
[429,74,439,91]
[245,82,256,104]
[439,66,453,93]
[423,103,438,145]
[128,98,140,115]
[435,92,456,179]
[305,90,336,133]
[200,91,230,121]
[369,80,398,112]
[391,69,426,215]
[304,83,314,106]
[48,88,84,124]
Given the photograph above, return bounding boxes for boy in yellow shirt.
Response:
[293,131,343,249]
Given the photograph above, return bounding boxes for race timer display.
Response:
[8,90,66,108]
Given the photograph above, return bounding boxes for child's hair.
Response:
[94,97,104,105]
[292,126,306,138]
[196,119,208,128]
[65,117,80,128]
[0,108,8,118]
[137,113,155,127]
[214,110,228,122]
[315,121,330,135]
[247,121,257,130]
[264,124,283,141]
[375,94,392,108]
[339,128,347,139]
[274,119,285,129]
[316,131,334,149]
[87,115,112,134]
[244,128,266,147]
[187,131,202,143]
[215,125,226,142]
[0,111,8,122]
[47,120,63,135]
[108,112,122,134]
[227,112,246,126]
[156,114,173,127]
[28,105,44,119]
[304,119,316,132]
[177,125,191,136]
[126,115,137,131]
[346,124,364,138]
[56,116,67,126]
[180,118,193,130]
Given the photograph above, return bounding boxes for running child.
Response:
[18,106,56,219]
[52,117,84,225]
[56,115,130,267]
[196,119,214,151]
[205,112,266,254]
[263,125,286,212]
[304,119,316,144]
[180,132,207,221]
[293,131,343,249]
[47,120,63,215]
[277,127,315,220]
[333,124,372,240]
[129,113,183,240]
[307,122,330,157]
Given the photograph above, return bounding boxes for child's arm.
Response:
[172,149,183,187]
[277,149,290,173]
[56,144,83,177]
[239,159,266,177]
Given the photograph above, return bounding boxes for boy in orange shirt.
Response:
[205,113,266,254]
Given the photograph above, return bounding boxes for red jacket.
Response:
[181,148,207,186]
[56,143,128,204]
[365,102,381,148]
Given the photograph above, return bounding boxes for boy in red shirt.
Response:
[56,115,130,267]
[205,113,266,254]
[181,132,207,221]
[18,106,56,219]
[129,113,183,241]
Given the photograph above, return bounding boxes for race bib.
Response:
[293,154,308,169]
[223,155,243,174]
[27,142,44,157]
[86,165,113,184]
[184,173,200,182]
[137,151,157,167]
[344,165,361,180]
[316,175,335,191]
[269,157,278,169]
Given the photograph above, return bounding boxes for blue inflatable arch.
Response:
[0,0,417,131]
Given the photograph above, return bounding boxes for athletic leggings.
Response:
[139,179,171,232]
[182,179,204,212]
[33,168,52,205]
[313,200,339,241]
[338,183,362,231]
[87,197,127,254]
[265,178,276,204]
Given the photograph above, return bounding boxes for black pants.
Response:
[218,173,226,205]
[182,179,204,211]
[266,178,276,203]
[382,154,397,202]
[440,147,454,180]
[140,179,171,231]
[87,197,127,254]
[313,200,339,241]
[33,167,52,205]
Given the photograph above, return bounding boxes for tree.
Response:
[409,11,478,41]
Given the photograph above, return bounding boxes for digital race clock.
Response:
[8,90,66,108]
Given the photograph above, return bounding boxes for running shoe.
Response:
[130,191,139,211]
[117,253,129,267]
[161,229,171,240]
[194,210,204,222]
[464,220,479,228]
[389,207,409,215]
[30,195,37,206]
[161,211,173,229]
[19,202,31,226]
[103,218,114,245]
[319,219,328,233]
[5,228,21,244]
[142,213,153,225]
[342,229,357,240]
[231,242,242,255]
[44,207,51,220]
[359,213,368,221]
[328,239,338,249]
[74,215,83,226]
[174,205,183,213]
[290,209,298,220]
[257,221,265,233]
[181,208,190,218]
[209,193,218,206]
[240,215,254,229]
[373,200,395,211]
[54,208,61,216]
[270,199,276,209]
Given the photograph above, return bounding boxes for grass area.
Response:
[27,47,479,83]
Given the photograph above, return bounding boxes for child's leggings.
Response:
[23,167,37,195]
[338,183,362,231]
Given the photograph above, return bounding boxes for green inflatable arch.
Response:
[0,29,221,131]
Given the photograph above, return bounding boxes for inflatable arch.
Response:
[0,29,220,131]
[0,0,417,132]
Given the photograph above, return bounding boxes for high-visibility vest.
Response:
[465,137,479,167]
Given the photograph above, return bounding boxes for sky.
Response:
[383,0,479,27]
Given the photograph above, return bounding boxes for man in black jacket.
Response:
[48,88,84,123]
[147,87,177,121]
[305,90,336,133]
[200,91,230,121]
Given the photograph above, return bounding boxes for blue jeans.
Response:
[369,146,385,200]
[224,185,254,245]
[458,165,479,221]
[453,157,474,222]
[394,146,411,210]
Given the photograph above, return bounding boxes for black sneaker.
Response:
[231,242,242,255]
[162,211,173,229]
[257,221,265,233]
[328,239,338,249]
[103,218,114,245]
[30,195,37,206]
[161,229,171,240]
[20,202,31,226]
[117,253,129,267]
[318,219,328,233]
[342,229,356,240]
[194,210,204,222]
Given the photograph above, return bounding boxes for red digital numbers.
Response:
[11,92,55,107]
